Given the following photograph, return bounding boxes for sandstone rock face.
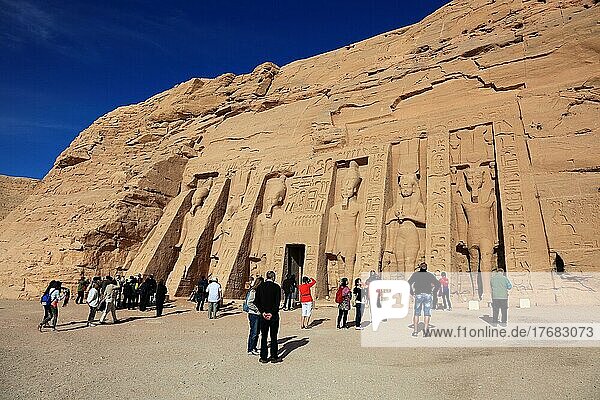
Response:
[0,175,39,220]
[0,0,598,301]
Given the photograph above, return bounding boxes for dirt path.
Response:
[0,299,598,399]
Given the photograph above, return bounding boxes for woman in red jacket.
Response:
[298,276,316,329]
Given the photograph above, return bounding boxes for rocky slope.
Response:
[0,175,39,220]
[0,0,598,298]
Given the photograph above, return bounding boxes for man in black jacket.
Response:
[254,270,282,363]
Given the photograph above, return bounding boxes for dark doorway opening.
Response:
[554,253,565,273]
[284,244,305,295]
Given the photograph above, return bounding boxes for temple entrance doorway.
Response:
[284,244,305,302]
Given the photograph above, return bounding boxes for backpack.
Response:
[41,293,50,306]
[335,287,344,304]
[242,290,251,313]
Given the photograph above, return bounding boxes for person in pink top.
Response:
[298,276,316,329]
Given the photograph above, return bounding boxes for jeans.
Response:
[337,309,348,328]
[87,306,97,323]
[283,292,293,310]
[355,303,363,327]
[414,293,433,317]
[247,313,260,352]
[441,287,452,309]
[492,299,508,323]
[260,314,279,360]
[208,302,218,319]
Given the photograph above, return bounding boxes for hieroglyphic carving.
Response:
[355,146,387,277]
[494,128,531,271]
[426,131,451,273]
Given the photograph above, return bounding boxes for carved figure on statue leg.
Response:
[326,161,361,285]
[455,165,498,274]
[384,173,425,274]
[175,178,214,250]
[250,174,287,277]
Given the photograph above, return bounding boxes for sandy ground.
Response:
[1,299,598,400]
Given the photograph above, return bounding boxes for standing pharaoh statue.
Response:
[175,177,213,249]
[455,164,498,273]
[250,174,287,276]
[383,173,425,274]
[326,161,362,285]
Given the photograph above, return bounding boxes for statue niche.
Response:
[250,174,287,277]
[326,161,361,289]
[209,170,250,268]
[383,172,425,274]
[175,177,214,250]
[454,163,499,273]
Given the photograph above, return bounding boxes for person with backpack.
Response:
[335,277,352,329]
[86,281,100,326]
[244,276,263,355]
[298,276,316,329]
[38,280,57,330]
[39,281,65,331]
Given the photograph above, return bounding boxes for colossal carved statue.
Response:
[175,177,213,249]
[250,174,287,276]
[383,173,425,273]
[454,164,498,272]
[210,205,235,264]
[326,161,361,284]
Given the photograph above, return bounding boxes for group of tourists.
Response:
[38,262,513,351]
[39,273,169,331]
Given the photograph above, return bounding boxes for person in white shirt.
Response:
[206,277,222,319]
[99,277,119,324]
[86,282,100,326]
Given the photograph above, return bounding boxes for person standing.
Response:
[99,277,119,324]
[490,268,512,326]
[139,278,150,311]
[147,275,157,306]
[254,271,282,363]
[244,277,263,355]
[86,281,100,326]
[335,278,352,329]
[353,278,364,330]
[281,274,297,311]
[75,276,89,304]
[298,276,316,329]
[38,280,57,331]
[408,262,440,337]
[439,271,452,311]
[155,281,168,317]
[39,281,65,331]
[206,277,222,319]
[196,276,209,311]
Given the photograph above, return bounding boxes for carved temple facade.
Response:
[126,111,550,300]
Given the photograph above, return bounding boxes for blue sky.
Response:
[0,0,448,179]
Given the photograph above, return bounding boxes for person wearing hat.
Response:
[206,277,222,319]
